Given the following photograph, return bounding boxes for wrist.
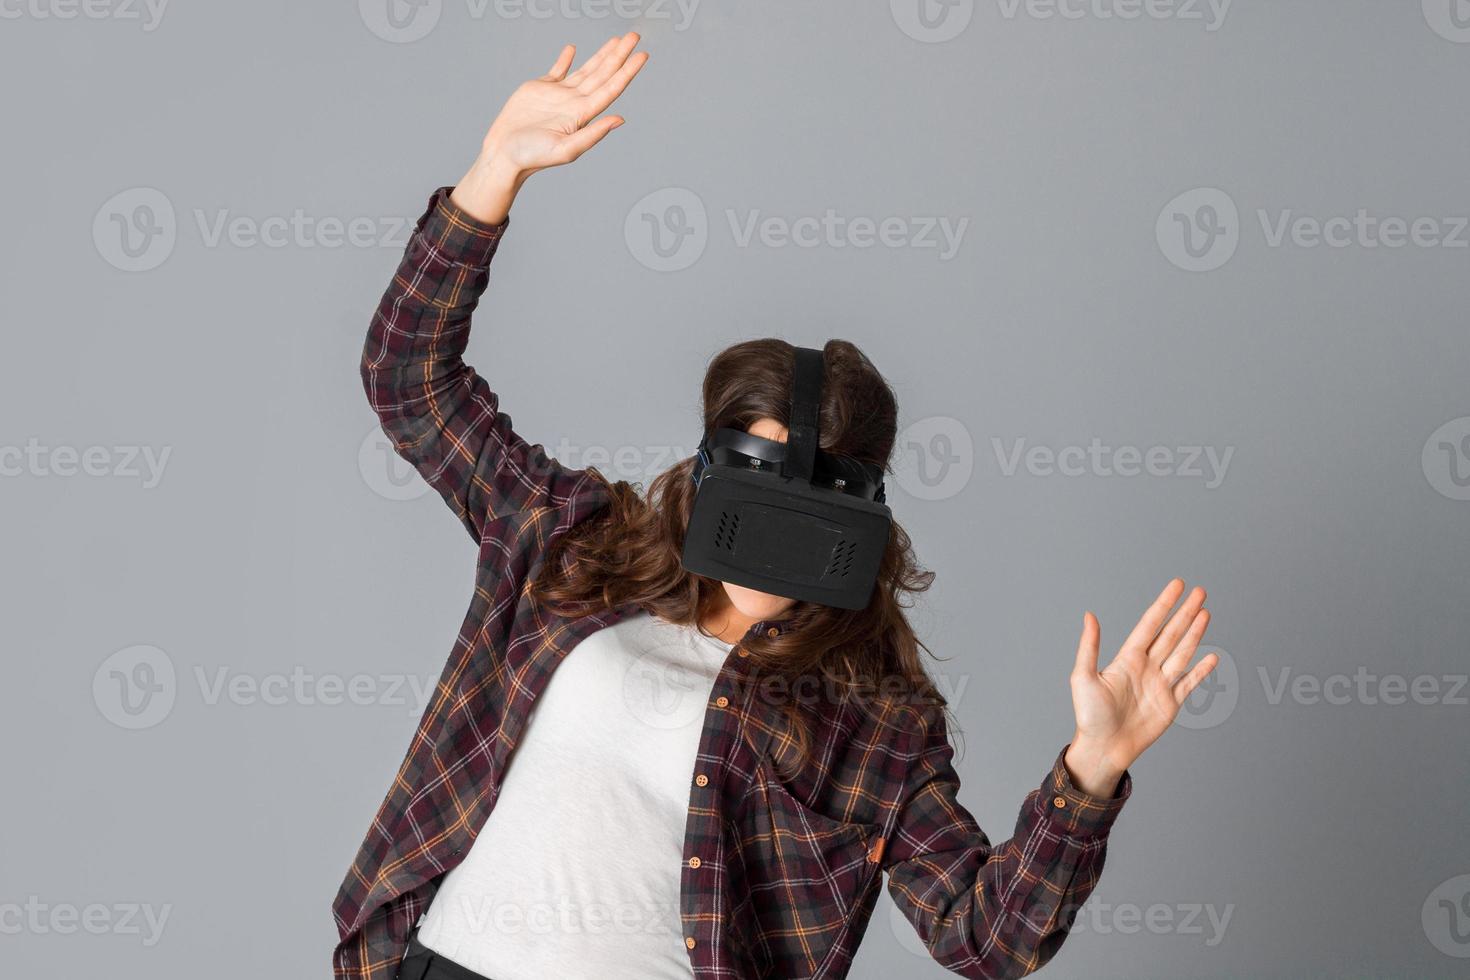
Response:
[450,155,525,226]
[1064,734,1128,798]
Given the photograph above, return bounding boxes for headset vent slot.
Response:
[825,539,860,578]
[714,511,741,552]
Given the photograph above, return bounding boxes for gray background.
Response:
[3,1,1468,977]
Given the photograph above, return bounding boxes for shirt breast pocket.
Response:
[739,755,884,976]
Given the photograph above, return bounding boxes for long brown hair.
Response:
[530,339,944,762]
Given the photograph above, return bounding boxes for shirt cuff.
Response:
[414,185,509,268]
[1038,744,1132,840]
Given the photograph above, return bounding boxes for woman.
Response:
[333,33,1218,980]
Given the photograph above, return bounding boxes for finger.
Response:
[1173,651,1221,705]
[1120,578,1186,653]
[553,114,624,164]
[1161,608,1210,681]
[582,50,650,121]
[579,31,640,91]
[1072,611,1101,677]
[1148,585,1206,663]
[542,44,575,81]
[566,33,627,86]
[565,34,622,85]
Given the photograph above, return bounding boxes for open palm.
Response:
[1070,579,1218,776]
[481,34,649,177]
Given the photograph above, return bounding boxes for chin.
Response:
[721,582,798,620]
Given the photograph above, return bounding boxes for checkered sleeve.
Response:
[332,885,434,980]
[361,186,589,541]
[884,708,1132,978]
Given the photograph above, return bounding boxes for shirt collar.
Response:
[746,619,793,639]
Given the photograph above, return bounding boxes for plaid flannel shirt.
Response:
[333,187,1133,980]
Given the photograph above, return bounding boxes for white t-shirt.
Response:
[416,611,733,979]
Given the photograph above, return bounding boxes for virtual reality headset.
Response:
[680,347,892,611]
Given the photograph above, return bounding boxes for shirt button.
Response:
[714,696,729,708]
[688,856,702,869]
[766,627,779,638]
[695,774,709,787]
[685,937,697,950]
[1053,795,1067,809]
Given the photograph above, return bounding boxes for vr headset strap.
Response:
[785,347,824,484]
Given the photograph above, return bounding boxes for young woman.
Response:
[333,33,1218,980]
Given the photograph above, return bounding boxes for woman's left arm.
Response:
[884,579,1216,979]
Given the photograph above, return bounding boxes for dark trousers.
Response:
[397,931,494,980]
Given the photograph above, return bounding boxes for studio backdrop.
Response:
[2,2,1468,978]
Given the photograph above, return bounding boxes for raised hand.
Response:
[1063,579,1218,797]
[451,33,650,224]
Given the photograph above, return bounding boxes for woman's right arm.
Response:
[361,34,649,542]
